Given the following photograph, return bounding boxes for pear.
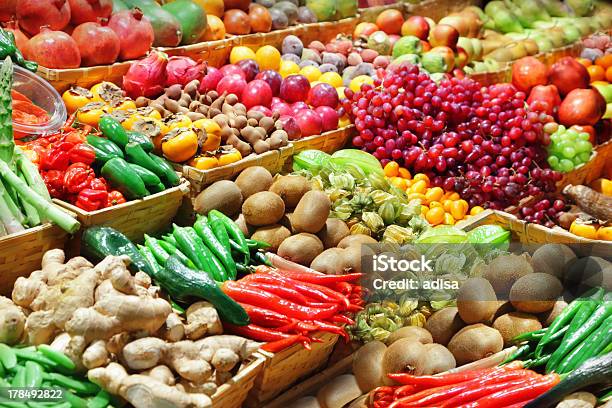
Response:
[532,35,554,53]
[539,0,569,17]
[566,0,594,16]
[508,42,528,59]
[522,39,539,55]
[486,46,515,62]
[572,19,592,36]
[470,38,483,60]
[484,1,508,17]
[560,23,581,44]
[493,9,524,33]
[547,27,567,47]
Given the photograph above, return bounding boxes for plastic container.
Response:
[6,63,66,138]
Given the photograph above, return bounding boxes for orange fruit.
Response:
[384,161,400,177]
[425,187,444,203]
[256,45,281,71]
[398,167,411,179]
[191,0,224,17]
[410,179,428,194]
[426,207,445,226]
[443,213,455,225]
[429,201,443,209]
[201,15,226,41]
[587,65,605,82]
[470,206,485,216]
[450,200,467,220]
[596,54,612,69]
[576,57,592,68]
[606,66,612,83]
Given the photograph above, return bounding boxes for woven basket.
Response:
[210,354,266,408]
[246,331,340,407]
[181,145,294,194]
[555,151,604,193]
[37,62,133,93]
[0,208,76,295]
[468,66,511,87]
[55,179,189,243]
[292,126,355,154]
[358,3,405,23]
[405,0,483,21]
[160,38,233,68]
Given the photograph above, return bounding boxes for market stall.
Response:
[0,0,610,407]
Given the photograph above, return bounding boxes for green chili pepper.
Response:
[11,366,25,387]
[502,343,532,365]
[561,314,612,373]
[209,210,249,263]
[0,29,17,59]
[124,143,170,182]
[185,227,225,281]
[246,238,271,249]
[101,158,149,199]
[512,329,546,344]
[172,225,213,273]
[137,244,162,278]
[0,344,16,370]
[156,240,196,269]
[36,346,75,372]
[147,153,180,187]
[208,216,231,252]
[127,131,154,152]
[63,390,88,408]
[99,116,128,147]
[86,136,124,160]
[144,234,170,266]
[194,216,236,280]
[148,182,166,194]
[525,354,551,369]
[86,390,111,408]
[0,401,28,408]
[128,163,162,187]
[252,251,272,266]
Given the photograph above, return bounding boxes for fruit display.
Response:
[545,125,594,173]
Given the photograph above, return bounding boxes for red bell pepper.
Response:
[68,143,96,165]
[88,177,107,191]
[63,163,95,194]
[75,189,108,211]
[106,190,126,207]
[42,170,66,198]
[39,141,74,171]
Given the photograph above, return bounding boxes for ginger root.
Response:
[0,296,25,345]
[184,302,222,340]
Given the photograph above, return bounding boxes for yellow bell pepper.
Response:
[569,221,598,240]
[193,119,222,152]
[77,102,112,127]
[62,86,94,113]
[162,129,199,163]
[596,226,612,241]
[218,149,242,166]
[163,114,192,134]
[90,82,124,104]
[189,156,219,170]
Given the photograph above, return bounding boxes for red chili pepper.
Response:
[63,163,95,194]
[387,366,512,387]
[329,314,355,325]
[440,376,538,408]
[238,303,293,328]
[62,112,78,131]
[277,270,363,285]
[306,320,349,342]
[106,190,126,206]
[334,281,353,295]
[42,170,66,198]
[222,281,339,321]
[75,189,108,212]
[244,281,313,305]
[465,374,559,408]
[40,142,74,171]
[68,143,96,165]
[394,385,417,398]
[261,334,310,353]
[224,323,311,350]
[267,271,352,309]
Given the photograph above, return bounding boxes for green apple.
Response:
[604,103,612,120]
[560,23,581,44]
[592,83,612,104]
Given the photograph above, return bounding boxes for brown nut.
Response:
[189,100,201,111]
[165,84,182,100]
[135,96,149,108]
[221,126,234,142]
[247,118,258,127]
[164,98,180,114]
[197,105,209,115]
[232,128,240,137]
[255,127,267,138]
[221,103,235,116]
[208,108,222,118]
[233,116,247,129]
[225,94,238,105]
[253,139,271,154]
[227,134,240,146]
[268,134,282,150]
[150,103,166,115]
[177,106,190,114]
[186,112,205,121]
[234,103,247,115]
[184,80,200,98]
[270,130,289,145]
[207,90,219,100]
[247,110,264,121]
[259,117,275,133]
[213,114,229,128]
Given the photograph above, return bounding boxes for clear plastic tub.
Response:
[7,63,67,138]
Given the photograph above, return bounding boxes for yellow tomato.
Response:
[398,168,411,179]
[569,221,598,240]
[319,72,343,88]
[384,161,400,177]
[470,206,485,216]
[390,177,407,190]
[300,66,322,82]
[425,187,444,203]
[162,129,199,162]
[450,200,467,220]
[420,205,429,216]
[443,213,455,225]
[62,86,93,113]
[596,226,612,241]
[447,192,460,201]
[279,60,300,78]
[256,45,281,71]
[407,193,426,202]
[76,102,111,126]
[410,179,427,194]
[349,75,374,93]
[426,207,445,226]
[230,46,256,64]
[413,173,430,185]
[442,199,453,212]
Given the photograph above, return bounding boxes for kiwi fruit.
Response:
[310,248,349,274]
[251,224,291,252]
[269,174,311,208]
[531,244,576,280]
[277,233,324,265]
[483,253,534,296]
[382,339,426,384]
[509,273,563,313]
[416,344,456,375]
[447,324,504,365]
[342,245,362,273]
[539,300,568,327]
[233,213,253,237]
[563,256,612,299]
[194,180,242,216]
[234,166,273,198]
[242,191,285,226]
[424,307,465,346]
[292,190,331,233]
[493,312,542,346]
[337,234,377,249]
[457,277,498,324]
[317,218,350,249]
[386,326,433,346]
[352,341,387,392]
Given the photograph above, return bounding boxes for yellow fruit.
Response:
[413,173,430,185]
[426,207,445,226]
[384,161,400,177]
[300,65,322,82]
[410,180,427,194]
[425,187,444,203]
[591,178,612,196]
[429,201,443,209]
[596,226,612,241]
[447,192,460,200]
[320,72,343,88]
[450,201,467,220]
[256,45,281,71]
[279,60,300,78]
[339,116,351,127]
[407,193,426,202]
[349,75,374,93]
[470,206,484,216]
[398,168,411,179]
[336,86,347,99]
[442,199,453,212]
[420,205,429,216]
[569,221,598,240]
[443,213,455,225]
[230,46,256,64]
[390,177,407,190]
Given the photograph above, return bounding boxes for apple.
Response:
[219,64,246,80]
[428,24,459,50]
[527,85,561,116]
[241,80,273,109]
[255,70,283,96]
[455,48,469,68]
[511,56,548,93]
[278,115,301,140]
[249,105,273,116]
[291,101,309,115]
[295,109,322,137]
[315,106,339,131]
[216,74,247,99]
[199,67,223,93]
[548,57,590,96]
[401,16,430,40]
[354,22,379,38]
[280,74,310,103]
[429,46,455,71]
[592,82,612,104]
[236,59,260,82]
[307,83,339,108]
[558,88,606,126]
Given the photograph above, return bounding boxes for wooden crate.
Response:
[160,38,233,68]
[181,145,294,194]
[246,332,340,406]
[0,208,76,295]
[37,62,133,93]
[55,179,189,243]
[210,354,266,408]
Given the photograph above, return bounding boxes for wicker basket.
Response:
[358,3,405,23]
[55,179,189,243]
[160,38,233,68]
[468,66,511,87]
[0,208,76,295]
[246,331,340,407]
[292,126,355,155]
[210,354,266,408]
[37,62,133,93]
[405,0,483,21]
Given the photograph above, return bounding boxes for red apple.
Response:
[428,24,459,50]
[216,74,247,99]
[199,67,223,93]
[236,59,259,82]
[271,101,291,116]
[511,57,548,93]
[558,88,606,126]
[315,106,339,132]
[255,69,282,96]
[429,46,455,71]
[307,83,339,108]
[354,22,378,38]
[527,85,561,116]
[548,57,590,96]
[220,64,246,80]
[291,101,309,115]
[295,109,322,137]
[401,16,430,40]
[421,40,431,52]
[249,105,273,116]
[241,79,273,109]
[280,75,310,103]
[278,115,302,140]
[455,48,468,69]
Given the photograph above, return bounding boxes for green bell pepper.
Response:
[101,157,149,199]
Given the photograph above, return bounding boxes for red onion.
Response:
[165,56,205,87]
[123,51,168,99]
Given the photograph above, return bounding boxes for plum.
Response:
[308,40,325,53]
[319,63,338,73]
[315,106,339,131]
[281,53,301,64]
[270,8,289,30]
[297,6,317,23]
[307,83,339,108]
[322,52,346,72]
[295,109,322,137]
[301,48,322,64]
[255,70,283,96]
[237,59,260,82]
[347,52,363,66]
[580,47,604,61]
[280,74,311,103]
[299,60,319,68]
[282,35,303,56]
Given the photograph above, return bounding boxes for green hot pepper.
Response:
[194,216,236,280]
[99,116,128,147]
[157,240,196,270]
[144,234,170,266]
[172,225,215,274]
[127,131,154,152]
[560,314,612,373]
[101,157,149,199]
[128,163,161,187]
[148,153,180,187]
[86,135,124,160]
[209,210,249,262]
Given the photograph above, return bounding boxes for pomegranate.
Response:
[16,0,71,35]
[0,0,17,23]
[3,21,29,52]
[527,85,561,116]
[67,0,112,25]
[108,9,154,61]
[558,89,606,126]
[25,27,80,68]
[166,56,205,87]
[548,57,590,96]
[71,21,119,66]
